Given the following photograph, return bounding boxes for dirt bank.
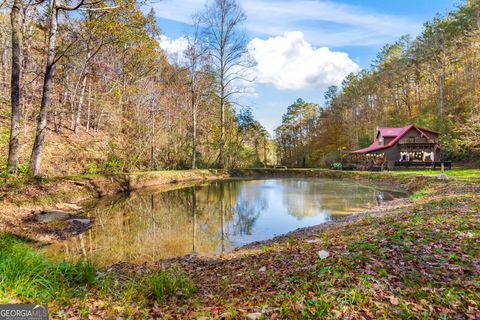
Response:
[0,170,229,242]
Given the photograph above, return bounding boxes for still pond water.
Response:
[45,178,406,265]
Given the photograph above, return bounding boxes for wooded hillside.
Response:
[1,0,478,174]
[0,0,270,176]
[275,0,480,167]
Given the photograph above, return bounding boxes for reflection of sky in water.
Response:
[44,178,406,265]
[225,179,332,248]
[222,178,403,248]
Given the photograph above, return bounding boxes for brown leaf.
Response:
[389,296,399,306]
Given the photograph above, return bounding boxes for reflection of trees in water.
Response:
[45,186,225,265]
[227,181,266,236]
[44,179,406,265]
[201,181,264,252]
[45,181,255,265]
[280,180,326,219]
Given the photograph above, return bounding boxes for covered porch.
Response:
[343,151,451,171]
[342,152,386,171]
[393,161,452,169]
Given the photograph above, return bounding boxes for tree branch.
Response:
[56,0,85,11]
[78,5,119,11]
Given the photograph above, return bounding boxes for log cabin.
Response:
[347,125,449,170]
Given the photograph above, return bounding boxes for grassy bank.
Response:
[0,233,96,303]
[0,169,230,206]
[387,168,480,183]
[0,233,197,312]
[153,194,478,320]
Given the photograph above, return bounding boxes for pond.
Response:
[44,178,407,265]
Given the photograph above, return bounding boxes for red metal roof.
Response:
[378,127,404,137]
[351,124,438,154]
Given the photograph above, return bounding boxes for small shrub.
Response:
[85,160,98,175]
[287,234,296,245]
[145,268,196,302]
[18,163,30,175]
[319,151,341,168]
[331,162,343,170]
[103,155,124,173]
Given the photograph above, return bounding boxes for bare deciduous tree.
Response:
[200,0,255,168]
[185,21,208,169]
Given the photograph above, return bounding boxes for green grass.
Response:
[390,168,480,177]
[0,233,197,310]
[0,233,96,303]
[146,268,196,302]
[410,187,433,200]
[88,267,197,314]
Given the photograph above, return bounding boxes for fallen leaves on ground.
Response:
[51,190,480,320]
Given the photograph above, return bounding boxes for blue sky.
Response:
[150,0,460,133]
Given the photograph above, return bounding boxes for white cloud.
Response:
[249,32,359,90]
[150,0,421,47]
[158,32,358,91]
[158,35,189,63]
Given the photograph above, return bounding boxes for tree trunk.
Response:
[70,88,76,129]
[91,87,97,133]
[95,108,103,133]
[30,3,58,176]
[74,49,91,134]
[20,5,33,138]
[254,138,260,163]
[7,0,22,174]
[150,103,156,170]
[74,74,87,134]
[263,136,267,168]
[219,90,225,169]
[438,71,445,119]
[86,81,91,132]
[61,72,69,128]
[191,85,197,169]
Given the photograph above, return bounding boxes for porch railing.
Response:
[393,161,451,169]
[398,137,437,144]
